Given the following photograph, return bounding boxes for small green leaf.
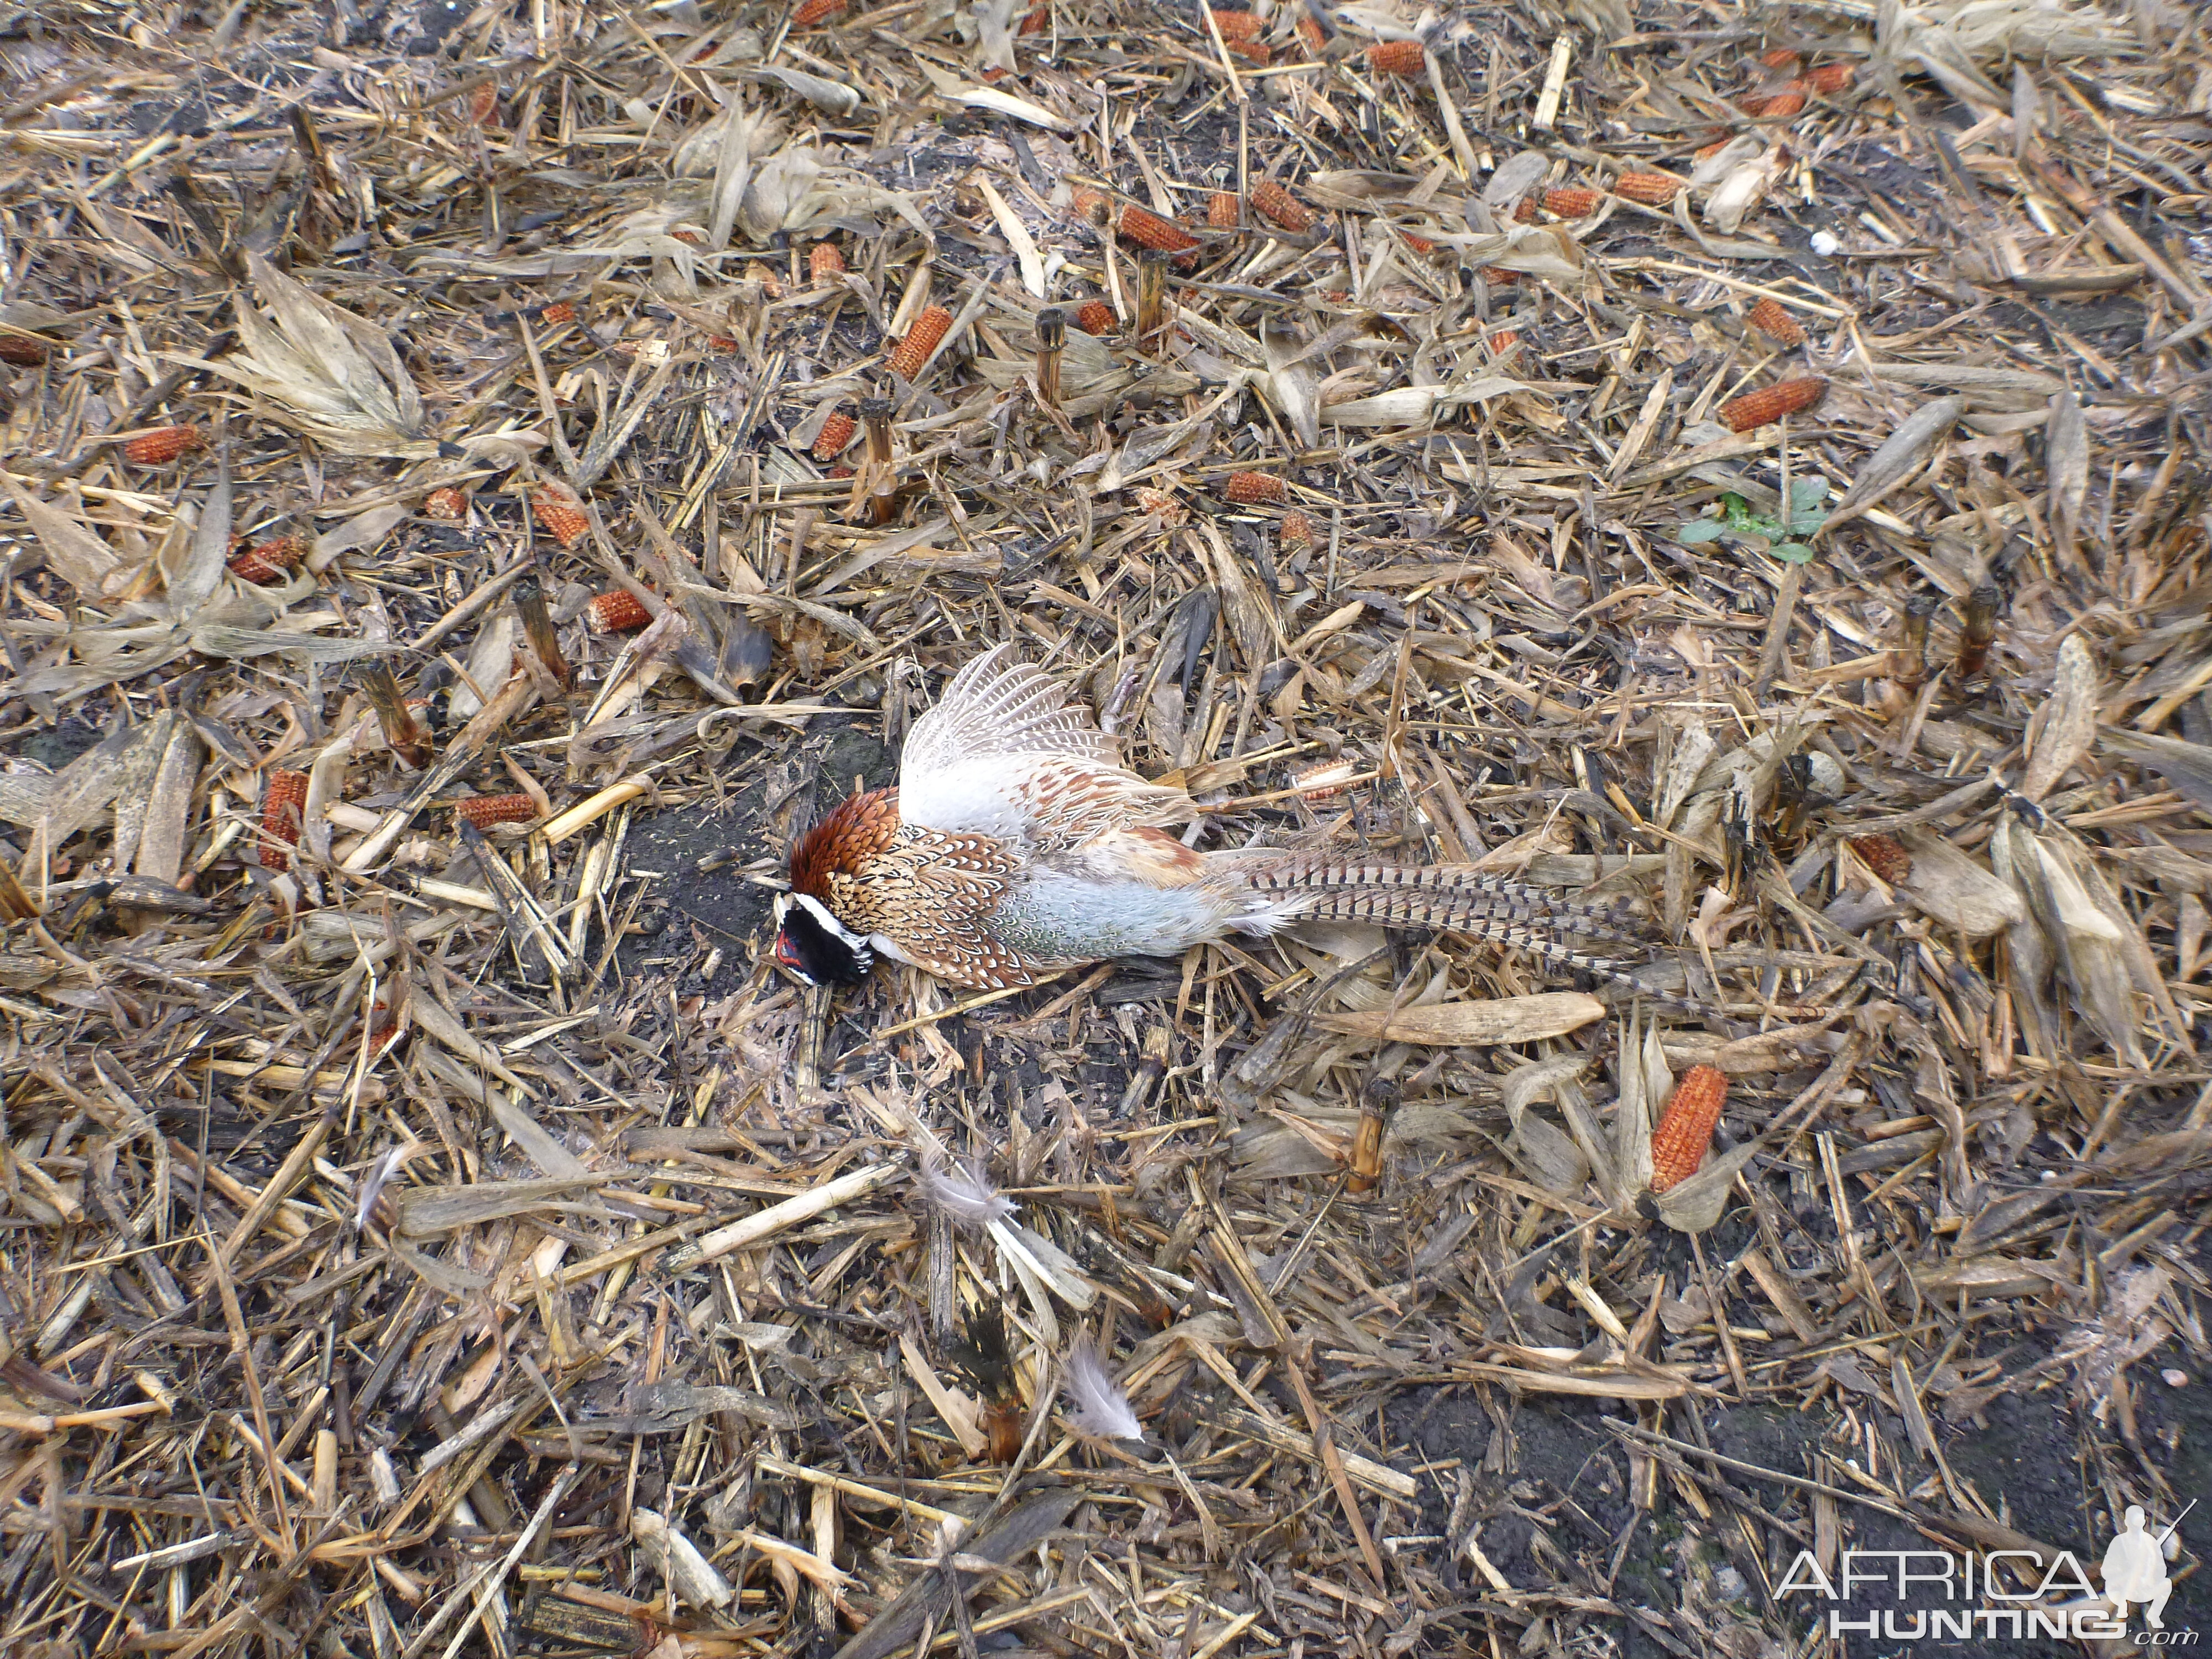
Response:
[1675,517,1729,544]
[1788,508,1829,534]
[1789,476,1831,512]
[1772,541,1816,564]
[1721,493,1757,530]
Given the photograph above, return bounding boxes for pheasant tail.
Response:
[1230,859,1662,987]
[1241,861,1648,941]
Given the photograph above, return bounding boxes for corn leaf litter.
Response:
[1880,0,2137,67]
[175,253,444,457]
[0,474,126,597]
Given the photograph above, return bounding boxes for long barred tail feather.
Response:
[1225,859,1859,1019]
[1240,860,1656,947]
[1231,858,1709,1009]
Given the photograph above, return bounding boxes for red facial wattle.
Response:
[773,928,807,975]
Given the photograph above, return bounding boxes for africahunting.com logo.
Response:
[1778,1503,2192,1644]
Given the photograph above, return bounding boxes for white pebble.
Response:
[2162,1368,2190,1387]
[1809,229,1841,257]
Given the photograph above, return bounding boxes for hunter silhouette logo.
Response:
[2104,1503,2185,1632]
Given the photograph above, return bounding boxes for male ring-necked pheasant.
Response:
[772,647,1658,992]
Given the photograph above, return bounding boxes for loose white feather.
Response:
[355,1142,430,1232]
[1063,1340,1144,1443]
[355,1146,407,1232]
[917,1154,1016,1230]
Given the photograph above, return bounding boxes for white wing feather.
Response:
[901,646,1115,771]
[899,648,1190,845]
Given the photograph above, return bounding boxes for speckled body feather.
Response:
[781,648,1659,990]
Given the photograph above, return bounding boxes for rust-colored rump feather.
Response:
[1092,826,1207,886]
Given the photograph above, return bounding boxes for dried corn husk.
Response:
[1322,377,1525,428]
[632,1509,735,1609]
[2011,827,2145,1064]
[1822,398,1965,535]
[1317,992,1606,1046]
[1895,828,2027,937]
[2101,728,2212,816]
[2018,633,2099,802]
[1501,1056,1595,1199]
[1881,0,2136,67]
[185,254,434,457]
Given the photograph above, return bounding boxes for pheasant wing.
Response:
[899,647,1191,847]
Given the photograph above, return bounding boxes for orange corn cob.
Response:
[1718,375,1827,432]
[0,333,49,365]
[533,300,576,327]
[124,425,202,465]
[1744,84,1807,118]
[813,410,857,460]
[1650,1065,1728,1192]
[422,486,468,521]
[1488,328,1520,353]
[1514,196,1539,223]
[1223,471,1286,504]
[1250,179,1314,232]
[1296,14,1323,54]
[1806,61,1854,93]
[705,333,740,352]
[1280,510,1314,550]
[1481,268,1519,286]
[888,305,953,379]
[1208,191,1241,229]
[1694,138,1732,161]
[1366,39,1426,75]
[1207,8,1262,40]
[1115,202,1201,255]
[468,82,500,126]
[810,242,845,281]
[1227,37,1270,63]
[1542,186,1604,217]
[792,0,845,25]
[262,770,307,873]
[227,535,305,585]
[1746,296,1806,346]
[1849,834,1913,885]
[455,793,538,830]
[1074,299,1118,335]
[1613,171,1684,206]
[1019,4,1047,33]
[585,589,651,633]
[1134,487,1184,523]
[530,484,591,548]
[1759,48,1802,70]
[1402,230,1438,256]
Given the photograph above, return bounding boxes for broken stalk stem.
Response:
[514,570,569,688]
[1035,306,1064,408]
[358,661,431,769]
